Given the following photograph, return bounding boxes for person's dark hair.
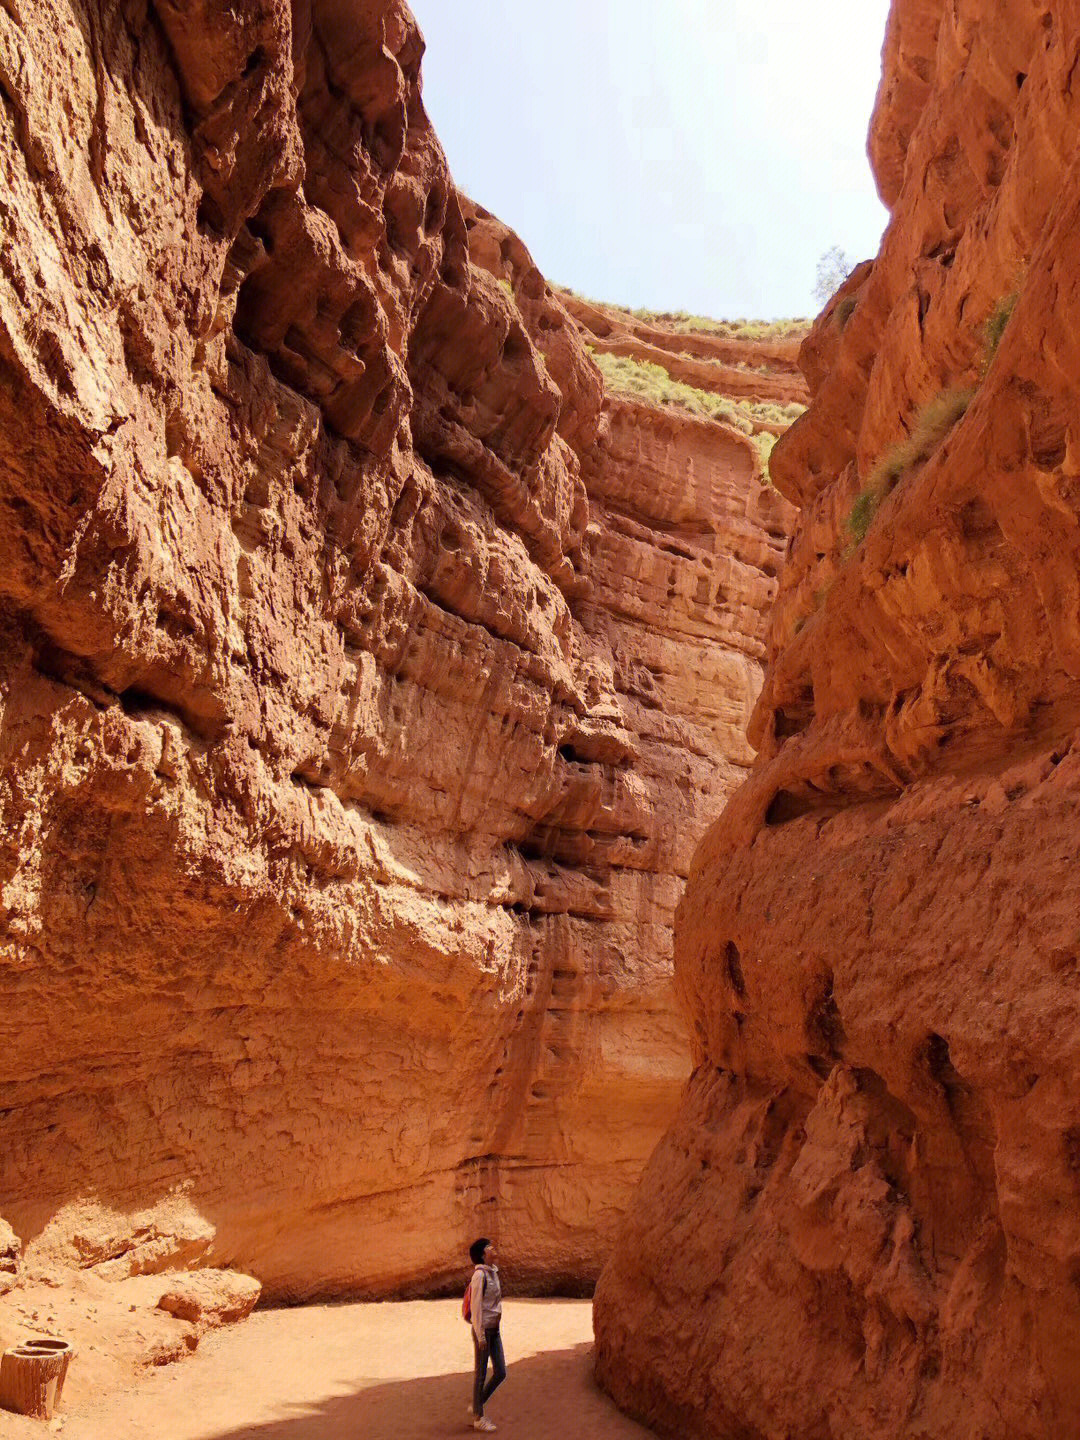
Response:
[469,1237,491,1265]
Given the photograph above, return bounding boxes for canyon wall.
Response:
[595,3,1080,1437]
[0,0,792,1301]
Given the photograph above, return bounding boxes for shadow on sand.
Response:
[196,1339,654,1440]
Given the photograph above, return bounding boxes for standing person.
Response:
[467,1236,506,1432]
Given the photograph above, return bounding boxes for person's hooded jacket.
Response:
[469,1263,502,1344]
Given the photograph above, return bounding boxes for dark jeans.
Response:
[472,1325,506,1416]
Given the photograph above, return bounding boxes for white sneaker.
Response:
[467,1406,475,1417]
[473,1421,497,1433]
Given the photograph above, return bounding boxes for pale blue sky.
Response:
[413,1,892,320]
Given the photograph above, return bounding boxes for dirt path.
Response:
[56,1299,656,1440]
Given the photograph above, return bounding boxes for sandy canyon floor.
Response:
[27,1299,654,1440]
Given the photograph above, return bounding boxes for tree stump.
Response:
[0,1338,73,1419]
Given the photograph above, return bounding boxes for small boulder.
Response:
[155,1270,261,1328]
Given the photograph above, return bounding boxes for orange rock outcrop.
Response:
[596,4,1080,1438]
[0,0,792,1306]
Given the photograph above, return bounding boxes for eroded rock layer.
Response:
[596,4,1080,1437]
[0,0,790,1299]
[560,290,809,410]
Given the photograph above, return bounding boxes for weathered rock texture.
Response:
[595,4,1080,1437]
[0,0,792,1299]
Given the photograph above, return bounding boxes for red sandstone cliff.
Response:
[0,0,792,1312]
[595,4,1080,1437]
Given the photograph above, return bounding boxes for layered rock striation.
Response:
[596,4,1080,1437]
[560,290,809,411]
[0,0,792,1302]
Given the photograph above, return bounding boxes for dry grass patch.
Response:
[835,295,858,331]
[625,311,811,340]
[847,387,974,546]
[559,289,809,341]
[592,351,803,431]
[982,290,1019,370]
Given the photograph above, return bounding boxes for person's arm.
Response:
[470,1269,486,1345]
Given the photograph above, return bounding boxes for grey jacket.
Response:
[469,1263,502,1342]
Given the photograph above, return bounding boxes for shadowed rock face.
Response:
[595,4,1080,1437]
[0,0,790,1298]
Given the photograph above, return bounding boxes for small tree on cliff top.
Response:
[814,246,853,306]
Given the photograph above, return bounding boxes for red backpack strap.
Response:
[470,1268,487,1315]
